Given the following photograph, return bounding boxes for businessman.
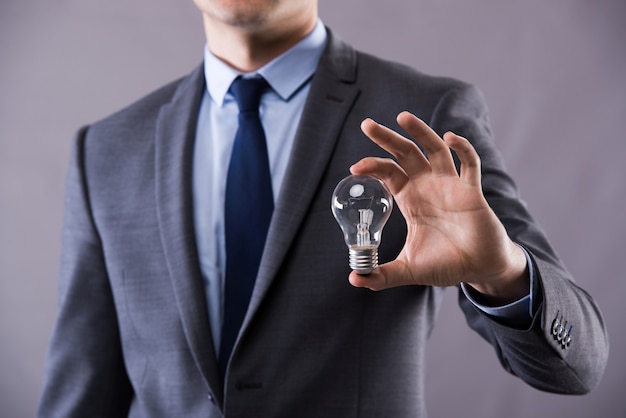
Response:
[38,0,609,417]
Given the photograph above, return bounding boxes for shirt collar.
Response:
[204,19,327,106]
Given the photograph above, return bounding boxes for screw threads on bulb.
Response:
[349,247,378,275]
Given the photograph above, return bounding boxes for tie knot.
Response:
[230,77,269,113]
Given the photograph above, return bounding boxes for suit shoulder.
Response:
[356,50,476,97]
[91,78,183,131]
[88,65,203,135]
[349,49,487,125]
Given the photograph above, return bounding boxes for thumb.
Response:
[348,259,410,291]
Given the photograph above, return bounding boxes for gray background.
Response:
[1,0,625,416]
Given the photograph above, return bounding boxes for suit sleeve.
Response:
[38,128,133,417]
[429,83,609,394]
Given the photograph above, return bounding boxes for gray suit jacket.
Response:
[39,29,608,417]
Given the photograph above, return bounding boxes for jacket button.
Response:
[551,310,573,350]
[551,311,561,336]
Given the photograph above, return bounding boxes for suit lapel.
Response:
[244,30,360,326]
[154,66,224,406]
[154,31,359,401]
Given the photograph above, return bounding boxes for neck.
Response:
[202,12,317,73]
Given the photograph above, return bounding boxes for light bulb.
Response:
[331,174,393,274]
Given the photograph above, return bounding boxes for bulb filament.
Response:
[356,209,373,247]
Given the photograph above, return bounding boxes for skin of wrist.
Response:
[465,243,530,306]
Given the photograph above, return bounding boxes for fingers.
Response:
[360,117,429,177]
[395,112,458,177]
[348,264,393,291]
[359,112,482,187]
[360,112,461,178]
[443,131,481,186]
[348,259,412,291]
[350,157,408,195]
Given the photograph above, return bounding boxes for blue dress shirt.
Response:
[192,20,328,353]
[192,20,535,354]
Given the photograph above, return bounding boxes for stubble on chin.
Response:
[202,0,280,29]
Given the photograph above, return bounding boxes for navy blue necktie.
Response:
[220,77,273,377]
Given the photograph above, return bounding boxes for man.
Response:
[38,0,608,417]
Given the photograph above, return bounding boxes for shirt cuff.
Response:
[460,245,535,320]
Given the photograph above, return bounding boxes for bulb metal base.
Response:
[349,246,378,275]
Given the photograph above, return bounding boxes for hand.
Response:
[349,111,529,303]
